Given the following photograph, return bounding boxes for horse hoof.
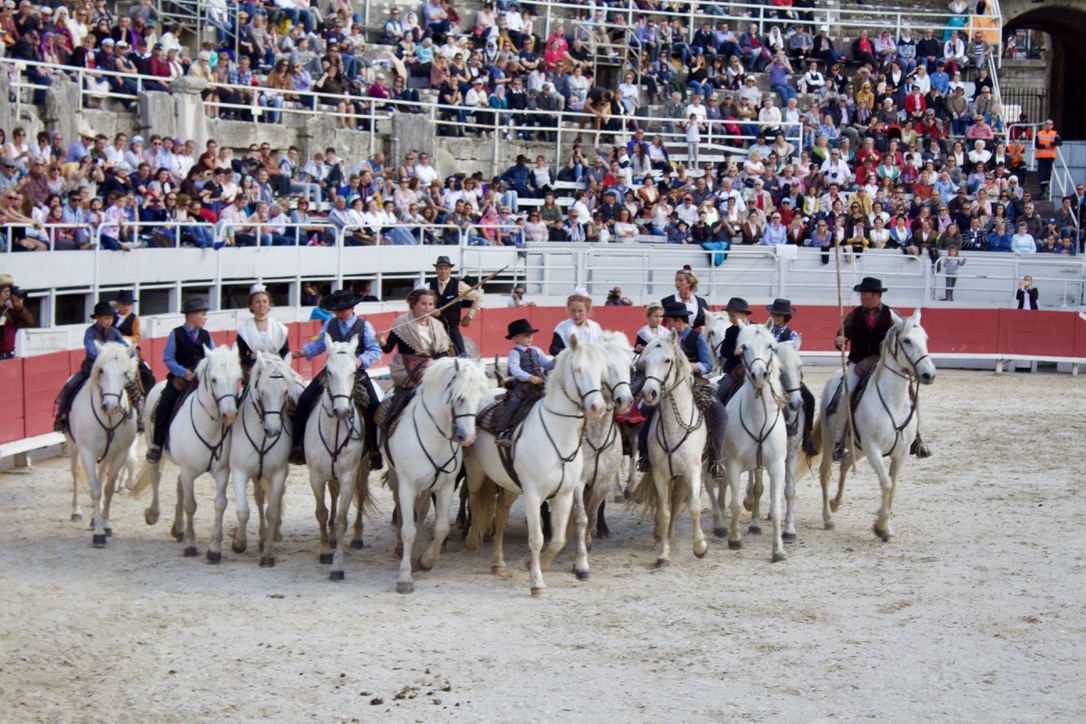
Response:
[613,493,624,504]
[206,550,221,564]
[530,587,547,597]
[824,521,835,531]
[693,546,708,559]
[92,534,107,548]
[782,532,796,543]
[713,526,728,539]
[232,541,246,554]
[259,557,275,568]
[144,509,158,526]
[574,569,590,581]
[274,533,283,543]
[329,570,345,581]
[329,539,337,549]
[350,539,364,550]
[654,558,669,569]
[183,547,198,557]
[396,581,414,594]
[71,513,83,522]
[772,551,787,563]
[104,528,113,537]
[873,525,893,542]
[491,565,507,575]
[742,497,753,512]
[319,553,333,565]
[829,500,842,513]
[748,525,762,535]
[728,540,743,550]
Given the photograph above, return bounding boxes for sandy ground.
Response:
[0,369,1084,722]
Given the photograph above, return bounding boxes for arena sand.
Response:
[0,369,1083,722]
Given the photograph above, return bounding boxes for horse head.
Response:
[705,311,730,373]
[597,331,635,414]
[551,333,608,420]
[639,333,684,407]
[91,341,135,416]
[426,357,489,446]
[888,309,937,385]
[774,334,804,412]
[323,333,358,421]
[199,345,242,426]
[738,323,778,391]
[252,352,292,437]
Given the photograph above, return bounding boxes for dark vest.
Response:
[170,326,212,378]
[680,328,703,371]
[843,304,894,364]
[82,324,125,373]
[328,317,365,356]
[114,313,136,338]
[516,346,543,377]
[661,294,708,329]
[429,277,463,328]
[721,324,742,374]
[770,324,795,343]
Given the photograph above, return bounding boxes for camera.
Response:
[608,288,621,301]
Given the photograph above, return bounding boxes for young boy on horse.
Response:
[637,302,727,478]
[54,301,132,434]
[496,319,554,449]
[112,289,156,399]
[146,297,213,463]
[766,298,818,456]
[832,276,895,461]
[290,288,383,469]
[714,297,753,405]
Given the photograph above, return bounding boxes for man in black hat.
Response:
[714,297,753,404]
[289,289,384,468]
[637,302,727,478]
[54,301,130,434]
[831,277,894,461]
[495,319,554,449]
[146,298,213,462]
[428,256,482,357]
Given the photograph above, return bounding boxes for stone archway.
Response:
[1000,0,1086,138]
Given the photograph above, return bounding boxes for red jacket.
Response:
[904,93,926,116]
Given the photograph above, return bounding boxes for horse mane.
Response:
[546,336,606,401]
[421,357,489,403]
[598,329,634,358]
[642,335,694,386]
[90,342,133,380]
[738,324,784,400]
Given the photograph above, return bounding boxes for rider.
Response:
[290,288,383,469]
[146,297,212,463]
[428,256,482,357]
[236,283,290,381]
[714,297,753,405]
[112,289,155,398]
[766,298,818,456]
[637,302,727,478]
[496,318,554,450]
[550,291,603,354]
[832,276,895,462]
[660,266,709,330]
[54,301,130,434]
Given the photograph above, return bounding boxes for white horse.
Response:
[579,332,635,550]
[627,332,709,568]
[465,334,608,596]
[707,323,790,561]
[813,309,936,540]
[132,346,242,558]
[225,353,303,567]
[66,343,139,547]
[306,334,373,581]
[732,333,806,544]
[705,311,730,376]
[386,357,490,593]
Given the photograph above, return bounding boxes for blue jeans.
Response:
[772,83,797,103]
[384,226,419,245]
[687,80,712,98]
[189,225,215,248]
[289,181,322,203]
[99,234,125,251]
[259,93,284,123]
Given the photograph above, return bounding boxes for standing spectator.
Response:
[1034,119,1061,193]
[0,278,34,358]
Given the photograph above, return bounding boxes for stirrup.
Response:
[801,434,819,457]
[369,451,384,471]
[636,456,650,473]
[288,446,305,466]
[54,414,68,434]
[831,445,850,462]
[496,436,513,450]
[146,445,162,464]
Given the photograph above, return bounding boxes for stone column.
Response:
[44,76,81,148]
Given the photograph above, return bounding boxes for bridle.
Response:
[88,361,135,464]
[318,351,362,481]
[736,339,784,468]
[861,324,929,457]
[406,362,477,490]
[644,345,703,481]
[190,360,237,470]
[241,364,288,482]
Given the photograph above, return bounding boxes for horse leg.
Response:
[783,453,798,543]
[260,470,288,567]
[180,473,199,557]
[395,477,419,593]
[144,460,162,526]
[329,470,355,580]
[98,457,119,538]
[687,465,708,560]
[651,470,672,568]
[69,448,83,523]
[230,470,250,555]
[745,469,765,534]
[870,452,899,542]
[456,476,471,539]
[539,488,576,575]
[819,415,837,530]
[327,479,339,548]
[522,490,547,596]
[253,474,267,550]
[350,464,369,549]
[705,466,728,539]
[309,473,332,564]
[491,487,515,575]
[420,482,456,574]
[171,476,184,542]
[79,449,107,547]
[725,461,743,550]
[767,458,786,562]
[207,469,230,563]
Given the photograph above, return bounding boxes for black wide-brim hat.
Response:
[433,255,455,268]
[725,297,752,314]
[183,297,209,314]
[662,301,692,319]
[853,277,888,293]
[766,298,797,316]
[114,289,137,304]
[320,289,364,312]
[505,318,539,339]
[90,301,115,318]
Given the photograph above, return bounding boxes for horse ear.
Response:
[911,308,922,325]
[764,318,774,331]
[94,340,104,353]
[890,310,903,326]
[793,333,802,352]
[569,333,579,349]
[324,332,334,351]
[255,353,266,371]
[669,327,679,344]
[454,357,461,372]
[203,343,214,357]
[283,352,292,367]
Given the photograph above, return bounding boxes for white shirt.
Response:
[414,162,438,185]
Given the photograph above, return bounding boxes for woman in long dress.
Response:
[236,283,290,381]
[377,288,450,389]
[549,291,602,355]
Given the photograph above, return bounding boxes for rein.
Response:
[88,369,135,464]
[857,328,927,457]
[408,375,474,491]
[647,349,703,482]
[188,367,234,471]
[737,344,783,468]
[240,369,288,483]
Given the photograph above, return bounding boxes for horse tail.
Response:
[796,417,823,480]
[354,463,381,519]
[671,473,691,514]
[624,470,658,515]
[127,458,156,495]
[465,476,498,551]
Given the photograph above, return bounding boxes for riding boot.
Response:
[53,372,86,434]
[708,399,727,479]
[148,378,182,463]
[636,405,653,472]
[290,377,323,466]
[361,374,382,470]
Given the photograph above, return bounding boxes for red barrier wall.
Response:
[2,307,1084,446]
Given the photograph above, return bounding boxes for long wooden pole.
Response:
[377,265,510,336]
[833,240,858,461]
